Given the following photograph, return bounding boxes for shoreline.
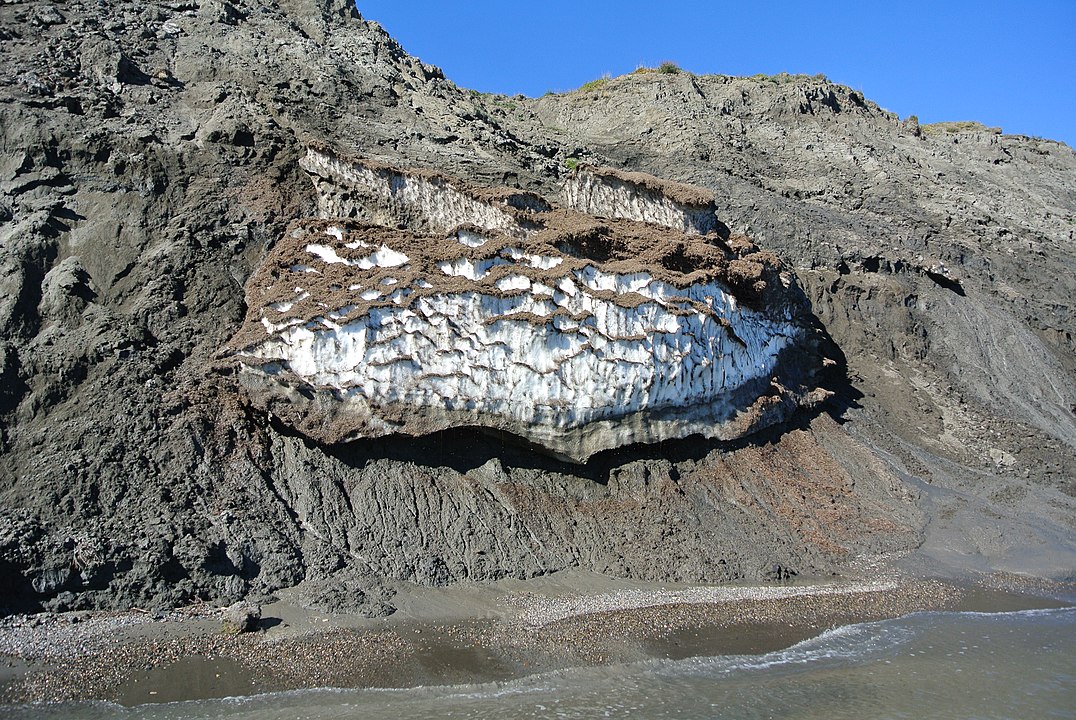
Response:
[0,571,1072,707]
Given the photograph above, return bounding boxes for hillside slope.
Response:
[0,1,1072,614]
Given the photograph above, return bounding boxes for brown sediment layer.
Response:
[225,215,793,354]
[225,205,794,357]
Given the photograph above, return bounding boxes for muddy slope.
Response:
[516,71,1076,578]
[0,1,1071,615]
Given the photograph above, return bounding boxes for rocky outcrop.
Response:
[230,151,826,461]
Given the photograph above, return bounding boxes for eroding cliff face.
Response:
[2,0,1069,616]
[229,150,826,460]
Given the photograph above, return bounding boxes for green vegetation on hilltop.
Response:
[573,67,837,93]
[745,72,829,84]
[579,73,611,92]
[921,120,1002,135]
[632,61,683,75]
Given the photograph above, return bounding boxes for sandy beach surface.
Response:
[1,569,1071,707]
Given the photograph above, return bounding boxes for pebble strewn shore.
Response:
[505,576,904,627]
[0,607,218,660]
[0,576,994,706]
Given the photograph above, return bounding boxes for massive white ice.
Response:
[249,228,795,421]
[300,145,548,237]
[230,153,824,461]
[562,164,723,236]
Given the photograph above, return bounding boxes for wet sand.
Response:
[0,571,1071,707]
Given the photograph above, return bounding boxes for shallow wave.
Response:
[908,605,1076,620]
[650,613,916,679]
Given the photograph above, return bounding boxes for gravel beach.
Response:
[1,572,1069,706]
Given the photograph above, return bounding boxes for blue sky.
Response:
[355,1,1075,146]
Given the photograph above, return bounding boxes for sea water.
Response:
[5,607,1074,720]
